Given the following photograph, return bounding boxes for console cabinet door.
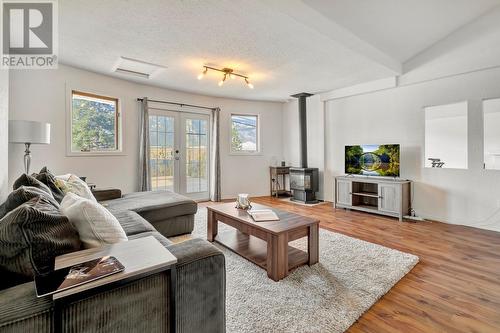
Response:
[336,179,352,206]
[378,184,401,214]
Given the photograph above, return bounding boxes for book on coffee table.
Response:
[248,209,280,222]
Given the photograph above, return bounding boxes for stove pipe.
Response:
[291,93,314,168]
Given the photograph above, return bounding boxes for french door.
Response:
[149,110,210,200]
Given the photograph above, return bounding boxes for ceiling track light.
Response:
[197,66,254,89]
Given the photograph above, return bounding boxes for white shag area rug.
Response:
[192,208,419,333]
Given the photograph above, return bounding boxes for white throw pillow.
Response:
[56,174,96,201]
[60,192,128,248]
[56,173,72,181]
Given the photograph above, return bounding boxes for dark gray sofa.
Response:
[101,190,197,237]
[0,189,226,333]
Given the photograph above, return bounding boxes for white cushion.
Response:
[56,174,96,201]
[56,173,72,181]
[60,192,128,248]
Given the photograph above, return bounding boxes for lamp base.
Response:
[24,143,32,175]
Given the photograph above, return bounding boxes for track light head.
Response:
[245,78,254,89]
[218,74,227,86]
[197,67,208,80]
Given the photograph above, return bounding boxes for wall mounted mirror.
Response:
[424,101,468,169]
[483,98,500,170]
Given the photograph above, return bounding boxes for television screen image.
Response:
[345,144,400,177]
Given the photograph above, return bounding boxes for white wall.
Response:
[321,67,500,232]
[282,94,325,199]
[0,70,8,202]
[218,98,283,199]
[8,64,283,198]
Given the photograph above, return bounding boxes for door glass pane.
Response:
[165,159,174,190]
[149,160,157,189]
[201,120,208,135]
[199,133,208,192]
[149,115,157,132]
[158,116,167,132]
[185,118,208,193]
[158,132,165,147]
[150,130,158,147]
[149,115,175,191]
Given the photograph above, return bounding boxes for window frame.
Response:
[66,88,124,156]
[229,113,261,155]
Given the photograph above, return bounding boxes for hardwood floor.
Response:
[203,197,500,333]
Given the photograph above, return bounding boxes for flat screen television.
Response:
[345,144,400,177]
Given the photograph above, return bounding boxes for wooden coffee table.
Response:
[207,203,319,281]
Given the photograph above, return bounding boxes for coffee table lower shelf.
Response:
[214,229,309,272]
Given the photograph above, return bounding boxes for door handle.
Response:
[174,149,180,160]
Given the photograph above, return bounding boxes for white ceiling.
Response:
[58,0,500,101]
[303,0,500,62]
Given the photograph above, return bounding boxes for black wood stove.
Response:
[289,93,319,204]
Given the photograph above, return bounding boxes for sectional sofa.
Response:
[0,176,226,333]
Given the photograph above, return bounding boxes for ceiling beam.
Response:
[320,76,397,101]
[403,5,500,79]
[260,0,402,75]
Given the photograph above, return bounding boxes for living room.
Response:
[1,1,500,333]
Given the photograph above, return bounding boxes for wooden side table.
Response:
[91,187,122,201]
[52,236,177,333]
[270,166,291,197]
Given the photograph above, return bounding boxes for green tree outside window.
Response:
[71,92,118,152]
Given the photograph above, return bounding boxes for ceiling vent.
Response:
[113,56,167,79]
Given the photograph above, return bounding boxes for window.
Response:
[70,90,120,153]
[231,114,259,153]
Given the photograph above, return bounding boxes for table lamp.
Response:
[9,120,51,174]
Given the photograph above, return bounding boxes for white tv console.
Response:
[334,176,411,221]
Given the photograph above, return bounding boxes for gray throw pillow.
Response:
[32,167,65,203]
[0,196,81,279]
[0,186,59,219]
[13,174,52,195]
[0,266,29,291]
